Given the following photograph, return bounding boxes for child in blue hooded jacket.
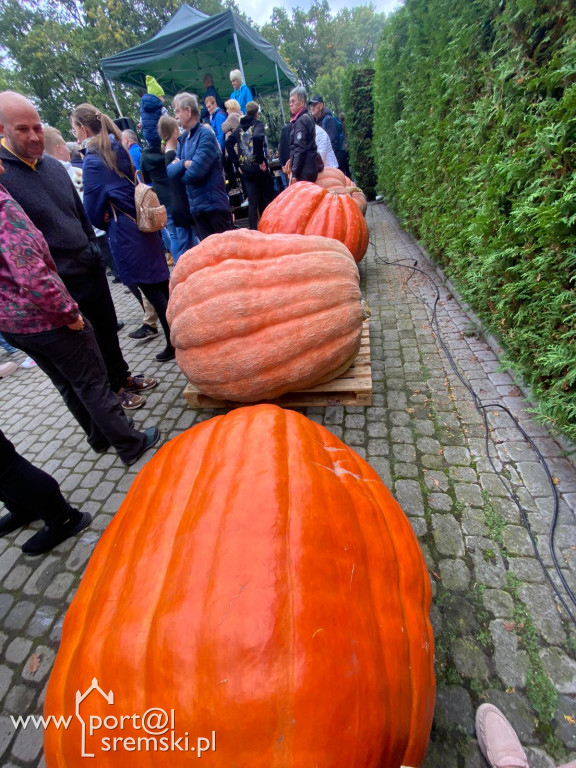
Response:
[140,75,167,146]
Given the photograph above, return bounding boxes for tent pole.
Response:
[232,32,246,84]
[107,79,124,117]
[275,64,286,123]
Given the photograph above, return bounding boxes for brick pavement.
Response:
[1,203,576,766]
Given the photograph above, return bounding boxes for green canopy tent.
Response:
[100,5,297,121]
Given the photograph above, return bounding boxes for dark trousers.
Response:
[194,209,233,241]
[62,266,130,392]
[97,234,116,277]
[0,430,74,526]
[2,323,146,464]
[244,171,275,230]
[137,280,172,348]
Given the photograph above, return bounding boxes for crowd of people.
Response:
[0,70,348,556]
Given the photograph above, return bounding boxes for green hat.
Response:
[146,75,164,98]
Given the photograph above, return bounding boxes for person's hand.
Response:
[68,316,85,331]
[289,176,297,185]
[283,159,291,174]
[184,160,192,168]
[103,211,110,224]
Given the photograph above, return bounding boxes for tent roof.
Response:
[100,5,297,97]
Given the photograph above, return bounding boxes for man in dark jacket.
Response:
[309,95,340,157]
[226,101,274,229]
[288,87,318,183]
[168,92,231,241]
[200,73,225,122]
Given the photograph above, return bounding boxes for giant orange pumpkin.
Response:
[315,168,368,216]
[258,181,369,263]
[44,405,435,768]
[166,229,367,402]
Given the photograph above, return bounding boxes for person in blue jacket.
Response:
[168,93,231,242]
[121,130,141,171]
[140,75,167,145]
[70,103,176,363]
[205,95,227,152]
[229,69,253,114]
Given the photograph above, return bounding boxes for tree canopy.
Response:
[0,0,242,132]
[0,0,385,134]
[261,1,385,101]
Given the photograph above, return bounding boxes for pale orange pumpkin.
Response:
[315,168,368,215]
[44,405,435,768]
[166,229,367,402]
[258,181,369,262]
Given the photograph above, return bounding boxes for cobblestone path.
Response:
[0,202,575,766]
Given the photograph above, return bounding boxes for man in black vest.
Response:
[287,86,318,184]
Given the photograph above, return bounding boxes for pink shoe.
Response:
[476,704,529,767]
[0,361,17,379]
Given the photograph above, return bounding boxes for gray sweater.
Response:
[0,145,99,278]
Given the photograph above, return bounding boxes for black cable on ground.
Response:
[366,203,576,627]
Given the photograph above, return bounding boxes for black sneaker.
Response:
[116,320,125,332]
[128,324,159,342]
[0,511,42,536]
[156,346,176,362]
[122,426,161,467]
[22,511,92,556]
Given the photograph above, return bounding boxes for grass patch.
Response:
[506,575,558,724]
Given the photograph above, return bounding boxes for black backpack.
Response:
[239,125,256,165]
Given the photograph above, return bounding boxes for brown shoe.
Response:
[124,374,158,392]
[118,390,145,410]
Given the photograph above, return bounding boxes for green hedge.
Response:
[373,0,576,440]
[342,65,377,198]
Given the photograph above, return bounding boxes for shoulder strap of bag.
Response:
[109,169,140,224]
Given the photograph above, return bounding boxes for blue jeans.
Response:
[173,224,199,263]
[0,333,17,354]
[164,210,181,263]
[160,226,171,253]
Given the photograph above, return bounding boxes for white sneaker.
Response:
[21,357,37,369]
[240,199,249,207]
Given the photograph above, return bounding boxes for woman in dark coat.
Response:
[71,104,175,362]
[226,101,274,230]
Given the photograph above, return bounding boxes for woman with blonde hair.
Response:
[221,99,243,197]
[221,99,242,138]
[157,114,197,260]
[229,69,253,114]
[71,103,175,362]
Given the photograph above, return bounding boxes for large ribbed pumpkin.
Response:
[258,181,369,263]
[44,406,435,768]
[166,229,367,402]
[315,168,368,216]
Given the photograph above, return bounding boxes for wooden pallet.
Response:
[182,321,372,409]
